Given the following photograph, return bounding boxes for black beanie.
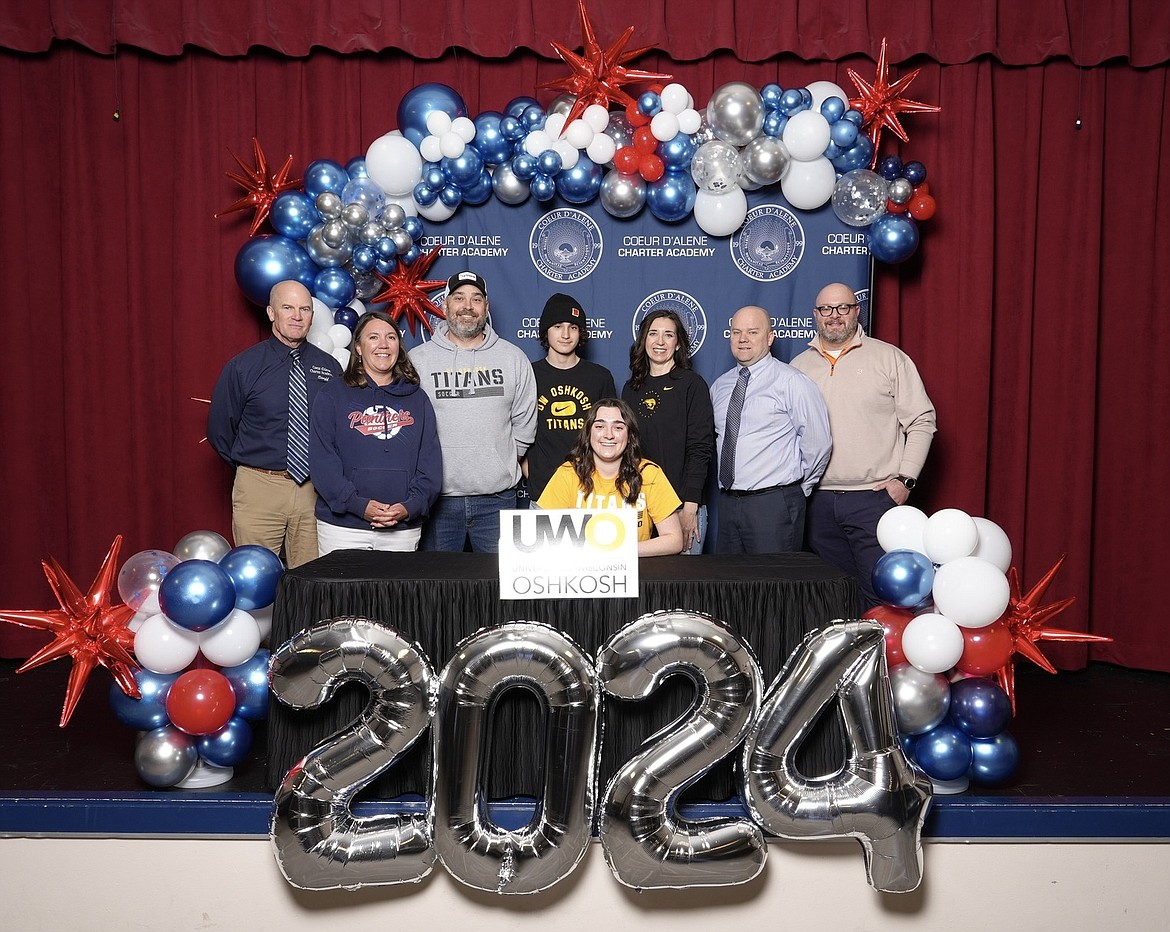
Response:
[539,293,586,336]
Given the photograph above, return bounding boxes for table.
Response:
[266,551,859,801]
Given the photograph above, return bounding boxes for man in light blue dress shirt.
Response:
[710,305,832,554]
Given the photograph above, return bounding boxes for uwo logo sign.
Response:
[499,509,638,600]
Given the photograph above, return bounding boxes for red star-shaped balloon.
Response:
[992,554,1112,713]
[215,137,302,237]
[371,245,447,335]
[847,38,941,158]
[0,535,140,727]
[538,0,674,131]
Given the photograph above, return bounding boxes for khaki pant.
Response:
[231,467,319,568]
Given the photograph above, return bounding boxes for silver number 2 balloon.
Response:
[741,620,933,893]
[432,622,599,894]
[269,617,437,890]
[597,610,766,889]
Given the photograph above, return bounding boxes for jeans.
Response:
[420,489,519,553]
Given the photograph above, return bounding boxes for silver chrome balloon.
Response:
[314,190,343,220]
[269,617,437,891]
[889,662,951,734]
[432,623,598,895]
[172,529,231,563]
[599,169,647,219]
[742,136,791,186]
[597,611,765,889]
[134,725,198,787]
[490,162,532,205]
[705,82,765,147]
[742,621,932,894]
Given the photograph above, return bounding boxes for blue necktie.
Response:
[719,366,750,489]
[287,348,310,484]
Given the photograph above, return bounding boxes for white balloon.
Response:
[693,187,749,237]
[586,133,617,165]
[419,135,443,163]
[439,131,465,159]
[199,609,263,667]
[553,139,579,169]
[779,156,836,209]
[660,83,690,114]
[250,603,274,641]
[426,111,452,135]
[524,130,552,156]
[346,299,367,317]
[677,108,702,135]
[650,111,680,142]
[932,557,1011,629]
[877,505,928,554]
[415,197,456,222]
[139,590,161,615]
[306,329,333,353]
[330,346,351,368]
[782,110,832,161]
[452,116,476,143]
[327,323,353,350]
[902,613,965,674]
[582,104,611,132]
[365,132,424,197]
[806,80,850,111]
[544,113,568,138]
[134,613,200,675]
[972,517,1013,573]
[565,119,594,149]
[923,508,979,565]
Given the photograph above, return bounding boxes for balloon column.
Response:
[219,9,941,295]
[112,530,283,788]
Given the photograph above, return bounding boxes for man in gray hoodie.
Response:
[411,270,538,551]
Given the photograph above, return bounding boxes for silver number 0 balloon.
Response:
[269,617,437,890]
[597,610,766,889]
[741,620,933,893]
[432,622,599,894]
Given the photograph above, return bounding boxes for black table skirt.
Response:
[266,551,859,801]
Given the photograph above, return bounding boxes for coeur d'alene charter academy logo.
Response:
[730,204,805,281]
[529,208,603,283]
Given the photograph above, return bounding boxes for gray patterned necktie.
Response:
[719,366,750,489]
[287,348,310,484]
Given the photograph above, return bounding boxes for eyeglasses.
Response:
[814,303,858,317]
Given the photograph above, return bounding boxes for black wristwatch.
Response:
[896,475,917,491]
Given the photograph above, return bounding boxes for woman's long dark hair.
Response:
[569,398,644,504]
[343,311,421,388]
[626,308,693,390]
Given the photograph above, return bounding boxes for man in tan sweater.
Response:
[791,282,936,608]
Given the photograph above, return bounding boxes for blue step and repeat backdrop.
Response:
[404,190,872,383]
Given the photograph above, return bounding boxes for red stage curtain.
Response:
[1,6,1167,674]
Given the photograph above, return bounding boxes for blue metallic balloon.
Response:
[402,245,422,265]
[269,191,319,240]
[218,546,284,611]
[221,649,271,721]
[472,111,511,164]
[511,152,538,180]
[158,559,236,632]
[520,104,546,130]
[762,111,788,138]
[334,305,359,330]
[868,214,920,264]
[109,669,178,730]
[555,154,604,204]
[637,91,662,116]
[780,88,805,114]
[412,182,438,207]
[760,83,784,110]
[912,723,972,781]
[530,172,557,202]
[830,119,860,148]
[375,236,397,260]
[872,549,935,607]
[233,236,317,306]
[500,115,525,142]
[401,217,423,241]
[968,732,1020,785]
[313,268,356,309]
[830,135,875,172]
[646,169,697,222]
[659,133,697,169]
[461,170,494,205]
[423,163,446,190]
[537,149,564,177]
[444,147,485,188]
[303,159,350,197]
[375,255,398,276]
[439,183,463,209]
[902,160,928,186]
[949,677,1013,738]
[820,96,846,123]
[345,156,369,179]
[878,155,905,181]
[197,716,254,767]
[397,83,468,147]
[505,96,541,119]
[351,244,376,272]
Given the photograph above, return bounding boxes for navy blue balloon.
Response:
[352,244,376,272]
[530,172,557,202]
[439,183,463,209]
[500,115,525,142]
[334,305,359,330]
[472,111,511,164]
[222,649,271,721]
[512,153,538,180]
[444,147,485,188]
[537,149,564,177]
[878,155,905,181]
[461,170,494,205]
[397,83,468,147]
[158,560,236,632]
[842,108,865,127]
[761,83,784,110]
[423,163,446,190]
[823,142,842,160]
[375,255,398,276]
[413,182,438,207]
[830,136,875,172]
[402,217,424,241]
[520,104,546,130]
[968,732,1020,785]
[913,723,972,781]
[304,159,349,198]
[505,96,541,119]
[313,268,356,309]
[646,170,697,223]
[219,546,284,611]
[902,160,928,185]
[402,245,422,265]
[950,677,1013,738]
[109,669,177,730]
[197,716,254,767]
[872,549,935,607]
[555,154,604,204]
[376,236,397,260]
[234,235,317,306]
[659,133,697,169]
[269,191,319,240]
[868,214,920,264]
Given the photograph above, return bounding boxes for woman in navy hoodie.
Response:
[309,311,442,554]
